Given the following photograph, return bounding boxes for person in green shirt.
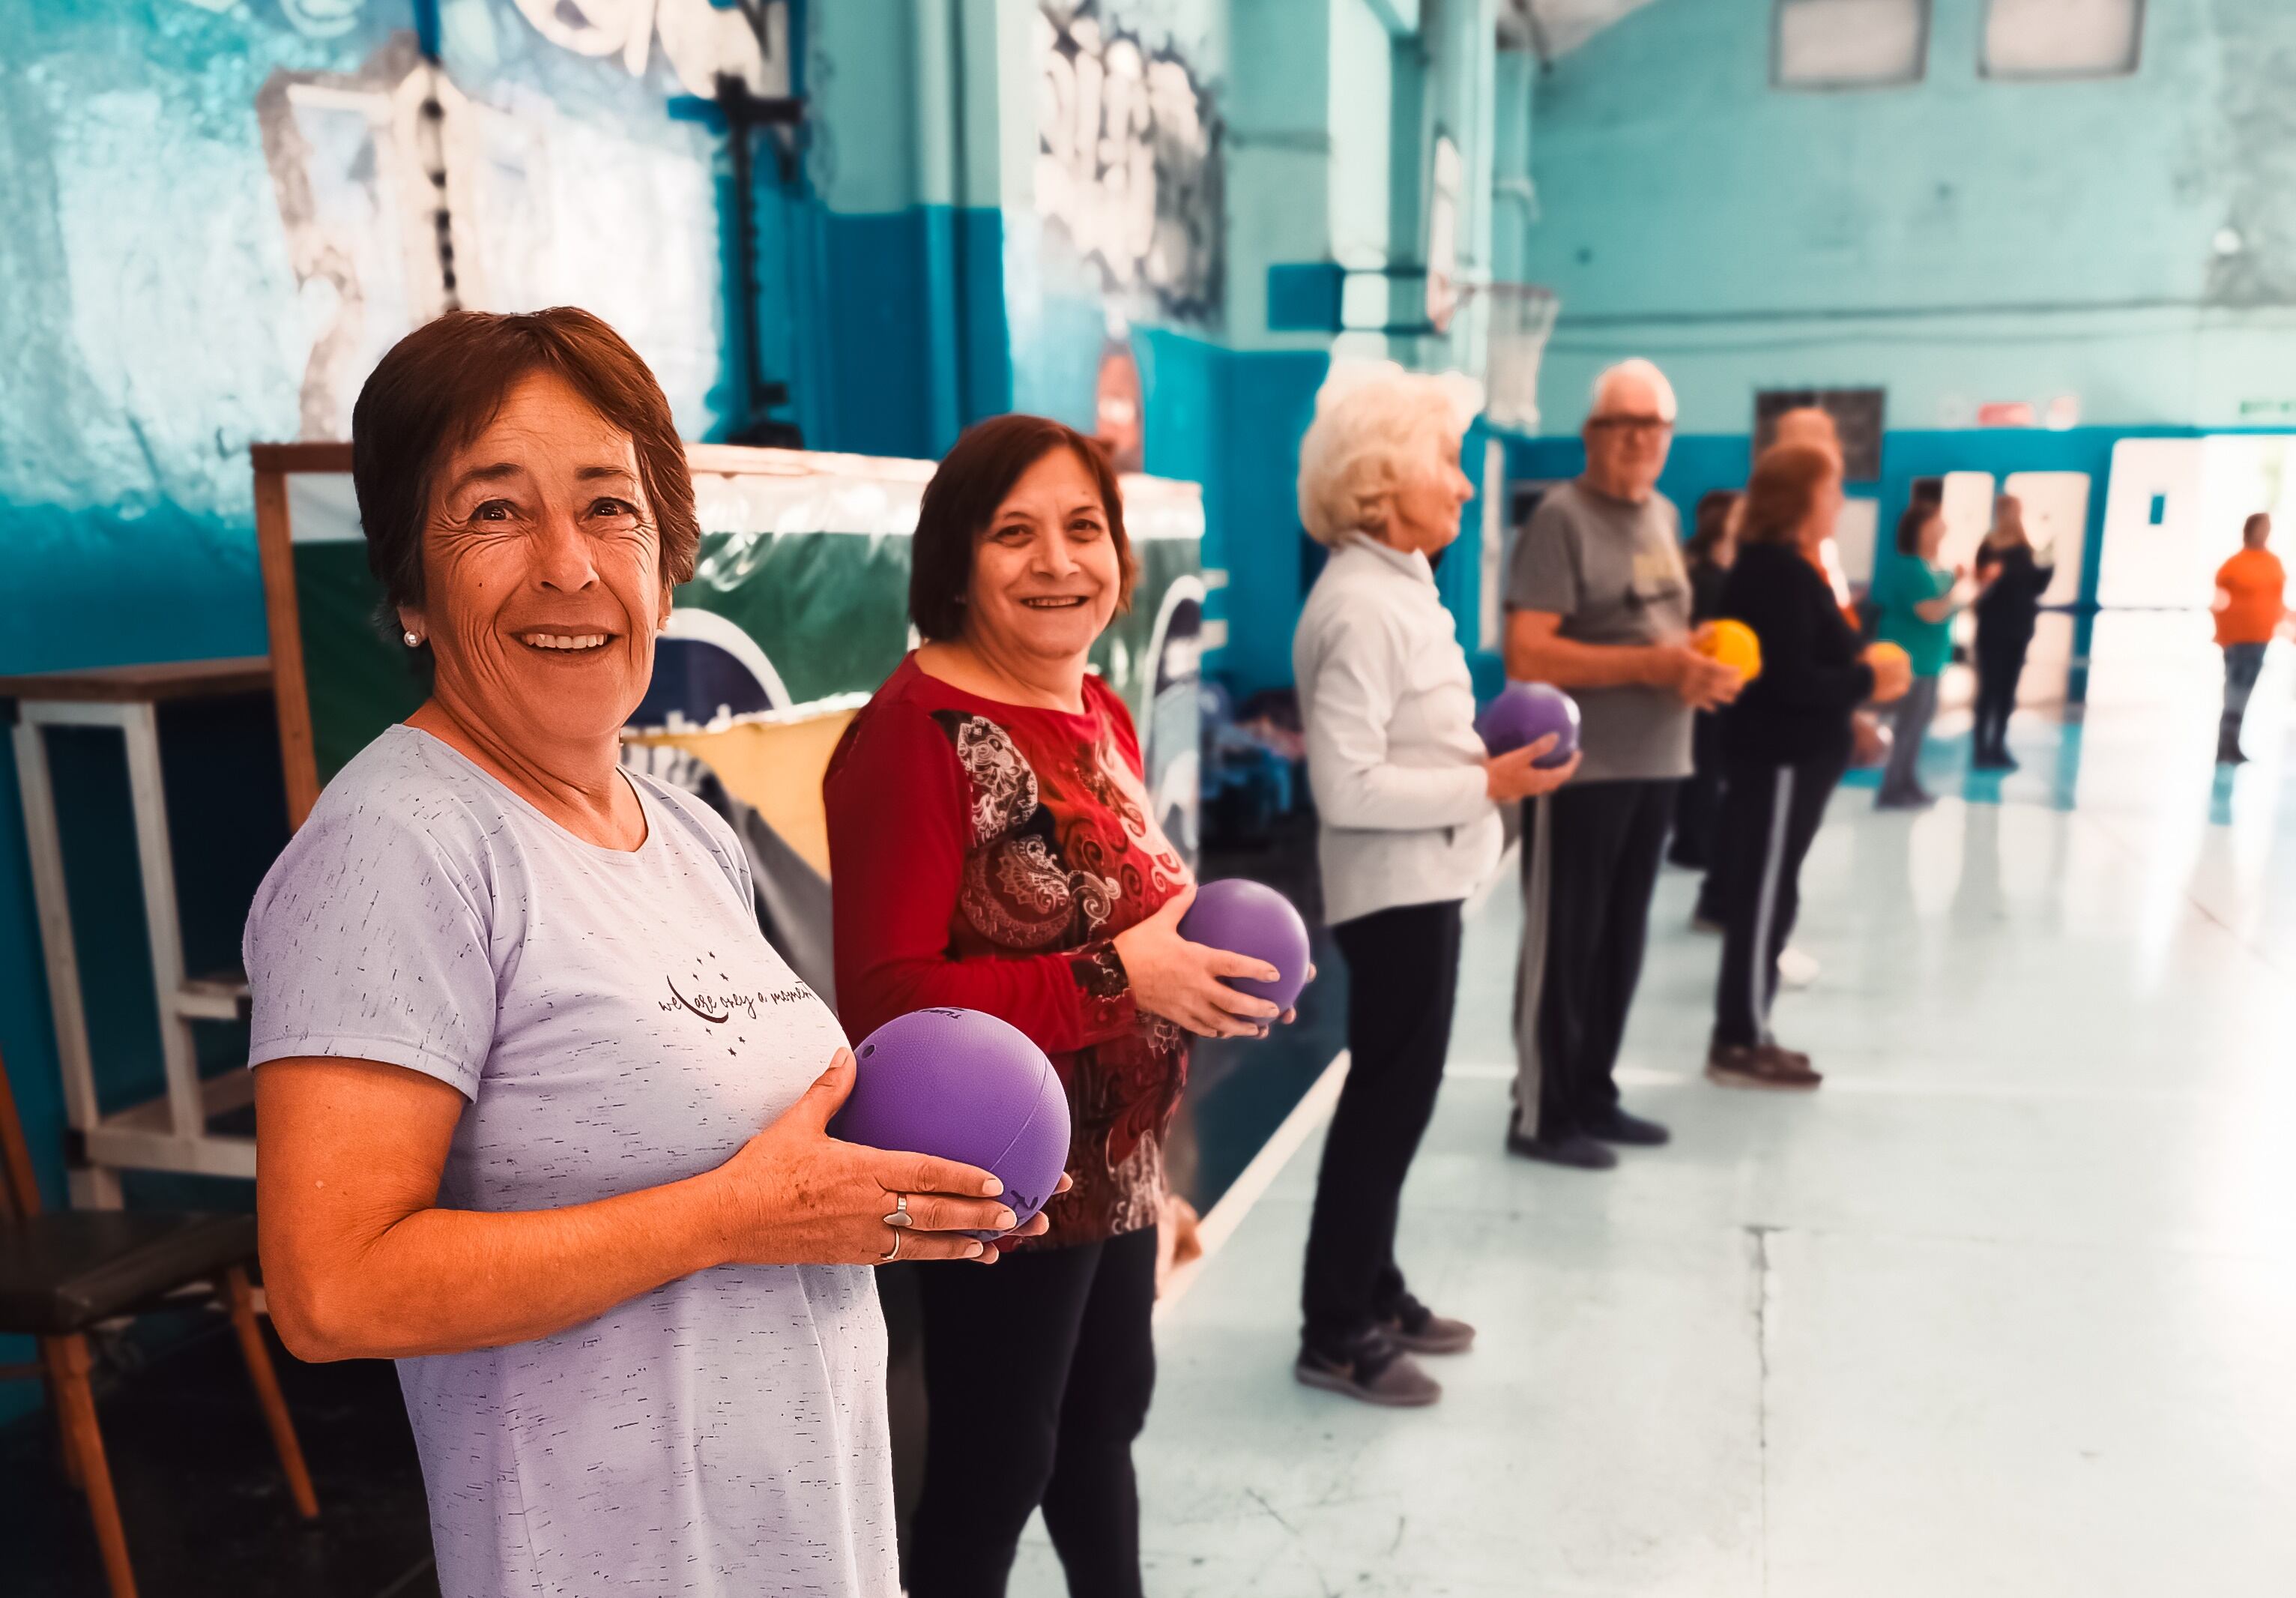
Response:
[1875,501,1968,809]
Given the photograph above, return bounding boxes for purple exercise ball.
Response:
[830,1007,1071,1238]
[1477,682,1581,768]
[1177,878,1313,1013]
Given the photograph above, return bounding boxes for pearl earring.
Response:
[403,630,422,648]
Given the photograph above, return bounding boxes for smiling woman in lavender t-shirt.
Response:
[244,310,1043,1598]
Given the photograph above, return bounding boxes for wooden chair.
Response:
[0,1049,318,1597]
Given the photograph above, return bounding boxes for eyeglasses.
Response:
[1588,416,1673,438]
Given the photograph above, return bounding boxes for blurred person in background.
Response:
[1672,489,1741,930]
[1709,445,1911,1089]
[1772,406,1859,617]
[1749,409,1855,989]
[1970,495,2055,771]
[2212,512,2286,765]
[1503,358,1740,1170]
[1874,501,1968,809]
[1292,364,1580,1406]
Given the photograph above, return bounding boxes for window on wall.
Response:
[1774,0,1929,90]
[1982,0,2143,79]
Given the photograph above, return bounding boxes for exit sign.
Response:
[2238,398,2296,420]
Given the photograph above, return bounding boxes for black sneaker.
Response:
[1505,1127,1619,1169]
[1378,1292,1476,1355]
[1706,1043,1822,1091]
[1296,1338,1442,1407]
[1581,1105,1670,1146]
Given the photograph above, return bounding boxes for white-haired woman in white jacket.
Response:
[1290,364,1579,1407]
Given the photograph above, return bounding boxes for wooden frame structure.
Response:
[0,660,275,1205]
[250,441,349,828]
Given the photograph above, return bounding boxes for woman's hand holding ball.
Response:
[1486,735,1581,801]
[1114,887,1287,1039]
[709,1048,1054,1267]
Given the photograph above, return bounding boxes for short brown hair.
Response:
[350,308,699,624]
[1687,488,1740,564]
[1740,444,1840,546]
[1896,499,1942,556]
[909,414,1136,643]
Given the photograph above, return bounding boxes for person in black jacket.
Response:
[1970,495,2055,771]
[1669,490,1741,914]
[1709,445,1911,1088]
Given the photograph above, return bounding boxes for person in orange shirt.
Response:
[2214,512,2287,765]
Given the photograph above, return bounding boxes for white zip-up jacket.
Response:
[1293,534,1502,926]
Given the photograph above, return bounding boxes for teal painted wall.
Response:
[990,0,1527,694]
[1,0,749,679]
[0,0,756,1422]
[1,0,393,677]
[1523,0,2296,436]
[1503,0,2296,722]
[774,0,1012,456]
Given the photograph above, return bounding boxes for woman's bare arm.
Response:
[256,1053,1025,1363]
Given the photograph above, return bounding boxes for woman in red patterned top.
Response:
[826,414,1290,1598]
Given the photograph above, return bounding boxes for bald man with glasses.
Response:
[1502,359,1741,1170]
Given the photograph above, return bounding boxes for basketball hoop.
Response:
[1480,283,1558,433]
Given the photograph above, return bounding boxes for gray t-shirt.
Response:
[1505,479,1694,783]
[244,726,896,1598]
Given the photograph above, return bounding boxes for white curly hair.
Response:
[1296,360,1484,547]
[1587,358,1679,424]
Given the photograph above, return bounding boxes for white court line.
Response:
[1445,1061,1522,1082]
[1156,1049,1351,1319]
[1463,839,1520,919]
[1448,1059,2267,1106]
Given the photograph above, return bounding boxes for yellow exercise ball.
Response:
[1700,618,1762,681]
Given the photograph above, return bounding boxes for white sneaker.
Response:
[1776,946,1820,989]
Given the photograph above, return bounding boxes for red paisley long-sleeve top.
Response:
[824,654,1191,1248]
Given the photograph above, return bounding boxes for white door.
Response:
[2097,438,2206,609]
[2000,471,2089,608]
[1938,471,1996,576]
[2098,434,2296,609]
[1834,496,1880,591]
[1939,471,1995,662]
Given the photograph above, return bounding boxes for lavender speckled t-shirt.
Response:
[244,726,897,1598]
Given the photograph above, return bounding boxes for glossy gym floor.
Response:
[1015,624,2296,1597]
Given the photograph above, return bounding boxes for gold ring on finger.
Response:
[878,1228,904,1264]
[882,1193,914,1229]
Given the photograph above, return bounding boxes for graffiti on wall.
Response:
[223,0,785,95]
[253,0,787,440]
[1036,2,1222,320]
[256,42,444,441]
[504,0,786,98]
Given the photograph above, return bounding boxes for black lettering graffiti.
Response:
[1036,1,1223,320]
